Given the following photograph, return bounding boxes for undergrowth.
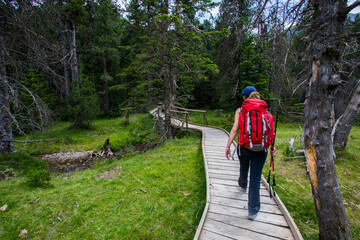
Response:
[0,132,205,239]
[0,153,51,187]
[13,114,160,155]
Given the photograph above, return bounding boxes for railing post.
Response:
[203,112,208,125]
[186,113,189,129]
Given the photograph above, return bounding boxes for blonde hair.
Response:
[247,92,260,99]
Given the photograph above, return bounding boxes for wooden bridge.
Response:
[150,106,303,240]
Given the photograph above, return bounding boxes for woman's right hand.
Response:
[225,147,231,159]
[225,108,240,160]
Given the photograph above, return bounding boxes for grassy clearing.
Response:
[0,133,205,239]
[14,114,159,155]
[197,110,360,240]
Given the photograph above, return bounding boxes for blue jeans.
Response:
[238,147,267,215]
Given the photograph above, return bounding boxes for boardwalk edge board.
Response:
[261,176,304,240]
[150,108,303,240]
[193,123,211,240]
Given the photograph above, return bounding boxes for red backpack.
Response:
[238,99,275,151]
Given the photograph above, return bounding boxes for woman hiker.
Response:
[225,86,275,220]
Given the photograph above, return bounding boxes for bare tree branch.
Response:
[253,0,269,27]
[345,1,360,14]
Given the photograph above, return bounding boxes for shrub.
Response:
[0,153,51,187]
[26,169,51,187]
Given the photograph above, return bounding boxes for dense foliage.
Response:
[1,1,358,134]
[1,1,360,238]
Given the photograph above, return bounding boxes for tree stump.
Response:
[100,138,113,156]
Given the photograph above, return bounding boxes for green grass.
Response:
[2,109,359,239]
[0,134,206,239]
[14,114,159,155]
[267,123,360,239]
[197,110,359,239]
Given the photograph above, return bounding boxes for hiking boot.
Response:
[247,213,258,220]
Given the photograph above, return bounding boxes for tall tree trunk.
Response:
[60,22,70,97]
[59,0,70,97]
[333,83,360,148]
[102,53,109,114]
[304,1,352,239]
[0,36,13,153]
[146,1,154,106]
[69,20,79,86]
[162,0,172,140]
[171,0,180,104]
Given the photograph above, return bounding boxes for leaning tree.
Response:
[304,0,359,239]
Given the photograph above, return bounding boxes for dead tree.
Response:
[304,1,359,239]
[0,36,14,153]
[0,1,63,152]
[333,82,360,148]
[162,0,172,140]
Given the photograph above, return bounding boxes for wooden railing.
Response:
[170,105,209,128]
[155,103,209,129]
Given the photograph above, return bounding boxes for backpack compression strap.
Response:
[246,112,253,148]
[261,114,266,147]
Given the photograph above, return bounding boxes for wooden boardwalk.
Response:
[150,108,303,240]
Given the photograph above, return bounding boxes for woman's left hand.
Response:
[270,147,276,156]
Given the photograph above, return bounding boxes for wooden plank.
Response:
[211,183,270,196]
[210,178,267,190]
[210,196,282,215]
[203,151,228,155]
[207,162,238,168]
[203,144,226,148]
[207,164,240,171]
[208,172,238,181]
[209,174,264,188]
[206,159,238,164]
[207,163,239,169]
[204,144,230,148]
[204,151,227,155]
[211,189,277,205]
[206,156,234,161]
[207,212,294,240]
[203,218,280,240]
[203,141,227,145]
[207,161,239,166]
[199,229,235,240]
[204,145,230,149]
[204,136,227,139]
[203,139,227,143]
[208,203,289,228]
[208,169,239,176]
[209,178,239,186]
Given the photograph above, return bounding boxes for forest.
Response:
[1,0,360,239]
